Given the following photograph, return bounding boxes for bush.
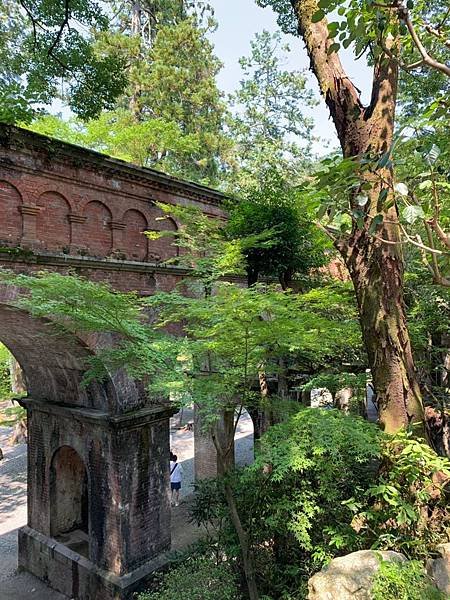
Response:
[371,559,446,600]
[191,409,450,599]
[191,409,382,598]
[136,557,241,600]
[348,431,450,559]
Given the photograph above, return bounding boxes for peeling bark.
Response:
[291,0,425,434]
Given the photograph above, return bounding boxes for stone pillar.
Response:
[194,405,235,480]
[19,205,40,246]
[18,396,174,599]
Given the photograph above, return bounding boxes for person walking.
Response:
[170,454,183,507]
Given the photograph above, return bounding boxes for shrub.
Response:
[136,557,241,600]
[371,559,446,600]
[348,431,450,559]
[191,411,450,599]
[191,409,382,598]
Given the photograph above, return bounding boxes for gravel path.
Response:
[0,409,254,599]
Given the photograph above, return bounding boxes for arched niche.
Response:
[147,205,178,261]
[36,191,71,251]
[0,180,22,245]
[50,446,89,556]
[123,209,148,261]
[81,200,112,257]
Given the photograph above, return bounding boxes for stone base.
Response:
[18,526,170,599]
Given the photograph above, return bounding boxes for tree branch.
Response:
[47,0,71,58]
[290,0,364,154]
[400,8,450,77]
[424,24,450,49]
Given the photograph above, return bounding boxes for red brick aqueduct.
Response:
[0,123,228,599]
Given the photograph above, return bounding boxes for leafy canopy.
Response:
[0,0,128,123]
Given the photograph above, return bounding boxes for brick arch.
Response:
[0,286,147,413]
[0,179,22,245]
[36,191,71,252]
[0,304,112,409]
[123,209,148,261]
[147,205,178,261]
[81,200,113,257]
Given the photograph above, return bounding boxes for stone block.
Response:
[308,549,406,600]
[427,542,450,595]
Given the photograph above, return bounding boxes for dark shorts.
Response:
[171,482,181,491]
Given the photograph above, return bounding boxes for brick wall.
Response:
[0,124,226,292]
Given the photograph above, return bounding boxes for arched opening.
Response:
[234,407,254,467]
[50,446,89,556]
[0,342,27,448]
[0,288,174,595]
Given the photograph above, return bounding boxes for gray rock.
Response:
[308,549,406,600]
[427,542,450,595]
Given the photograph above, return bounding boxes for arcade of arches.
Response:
[0,124,236,599]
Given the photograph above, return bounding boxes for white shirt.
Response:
[170,461,183,484]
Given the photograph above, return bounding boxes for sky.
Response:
[52,0,372,156]
[208,0,372,154]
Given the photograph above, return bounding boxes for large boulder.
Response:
[308,549,406,600]
[427,543,450,595]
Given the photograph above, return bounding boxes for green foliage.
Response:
[135,18,231,183]
[191,409,382,597]
[29,111,201,169]
[0,0,127,123]
[191,414,450,598]
[371,559,446,600]
[254,1,298,37]
[145,202,274,287]
[302,372,367,397]
[137,557,241,600]
[0,343,11,400]
[257,0,450,288]
[227,169,329,287]
[228,30,317,183]
[302,372,367,415]
[0,264,362,426]
[405,270,450,409]
[0,404,26,427]
[28,16,230,185]
[347,432,450,559]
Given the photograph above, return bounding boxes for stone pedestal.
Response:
[18,397,174,599]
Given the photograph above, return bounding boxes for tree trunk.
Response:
[223,482,260,600]
[301,389,311,406]
[211,432,260,600]
[277,357,289,400]
[215,409,235,475]
[346,228,424,433]
[291,0,425,434]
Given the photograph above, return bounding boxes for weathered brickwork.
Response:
[0,124,227,599]
[0,123,226,293]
